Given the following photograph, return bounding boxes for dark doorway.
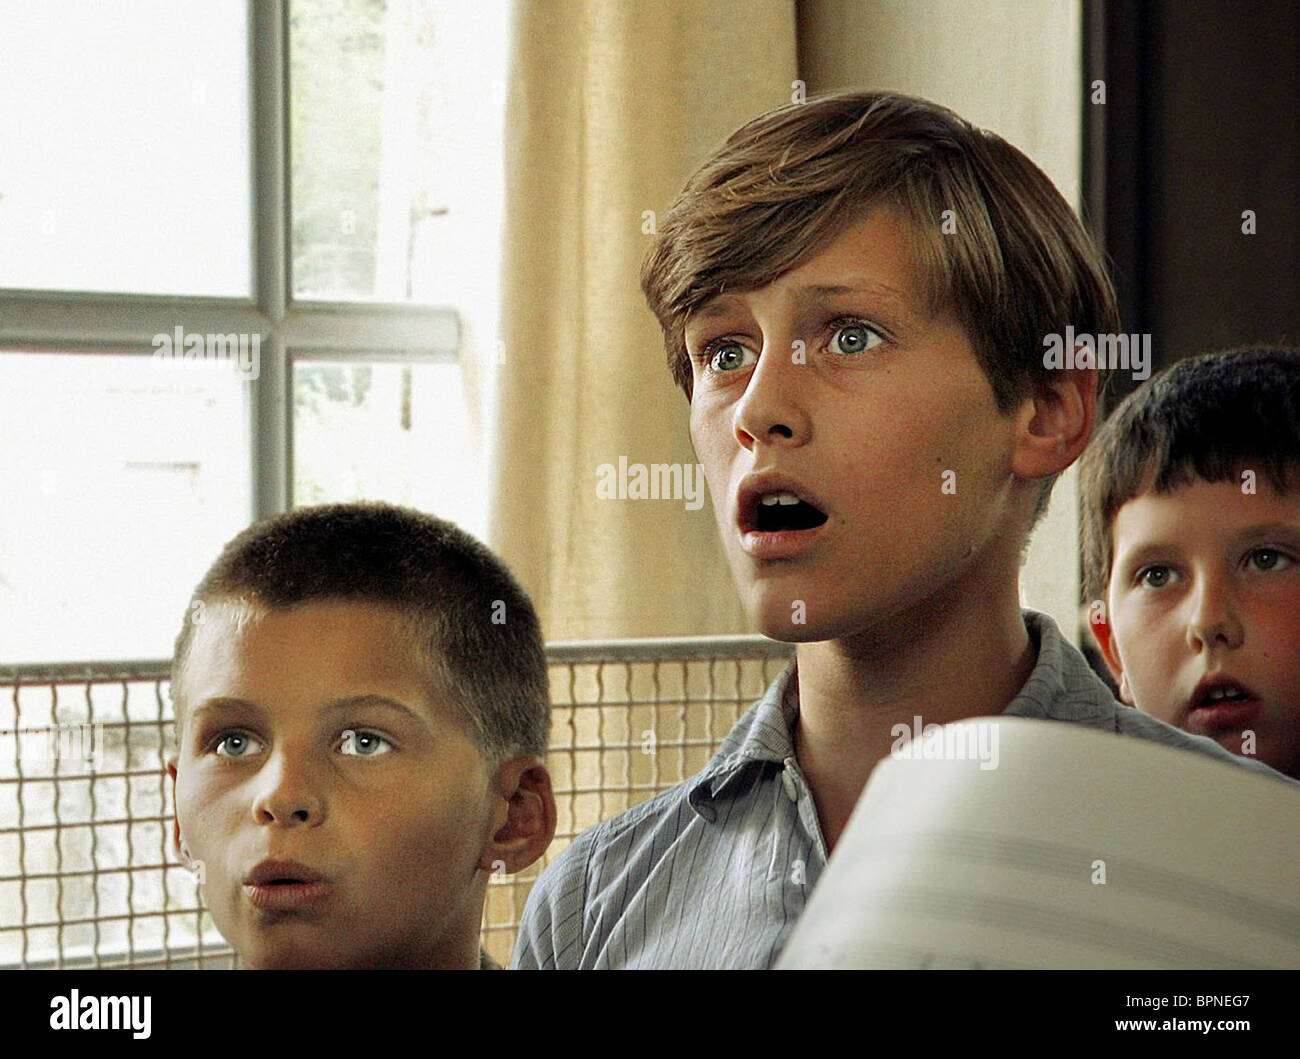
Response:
[1084,0,1300,410]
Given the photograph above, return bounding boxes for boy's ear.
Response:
[1090,610,1134,705]
[479,756,557,876]
[1010,364,1097,480]
[166,756,185,860]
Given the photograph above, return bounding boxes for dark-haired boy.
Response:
[514,90,1297,970]
[1082,347,1300,781]
[166,502,556,969]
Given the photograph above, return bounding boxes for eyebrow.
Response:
[1114,522,1300,567]
[691,279,910,322]
[1229,522,1300,546]
[1111,542,1176,571]
[189,694,428,724]
[804,281,907,303]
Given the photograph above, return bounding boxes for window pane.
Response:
[292,359,486,538]
[0,353,251,663]
[289,0,506,304]
[0,1,251,296]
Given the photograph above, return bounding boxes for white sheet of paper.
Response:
[776,717,1300,969]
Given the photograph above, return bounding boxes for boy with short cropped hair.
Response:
[166,502,556,969]
[513,90,1296,970]
[1081,346,1300,781]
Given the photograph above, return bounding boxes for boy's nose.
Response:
[731,340,811,450]
[250,750,325,827]
[1185,578,1245,652]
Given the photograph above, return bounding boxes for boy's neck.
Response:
[792,576,1035,851]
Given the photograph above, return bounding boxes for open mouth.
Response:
[1197,687,1251,706]
[244,859,326,888]
[748,491,829,533]
[1191,679,1258,711]
[243,861,333,913]
[1186,677,1261,735]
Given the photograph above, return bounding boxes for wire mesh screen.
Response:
[0,662,227,969]
[1,637,793,969]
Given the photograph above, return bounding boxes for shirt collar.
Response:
[1003,610,1118,729]
[688,609,1120,814]
[688,658,800,811]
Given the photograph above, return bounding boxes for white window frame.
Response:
[0,0,461,528]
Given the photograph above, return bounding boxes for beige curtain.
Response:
[493,0,798,640]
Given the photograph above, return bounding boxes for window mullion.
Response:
[278,305,460,355]
[252,0,289,521]
[0,294,268,352]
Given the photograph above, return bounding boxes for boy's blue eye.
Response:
[828,321,884,355]
[705,341,757,373]
[215,731,264,758]
[340,730,393,757]
[695,316,883,373]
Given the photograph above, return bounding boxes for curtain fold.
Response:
[493,0,798,640]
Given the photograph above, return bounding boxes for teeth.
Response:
[759,491,801,506]
[1206,687,1241,702]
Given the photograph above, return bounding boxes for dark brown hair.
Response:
[1079,346,1300,605]
[171,502,550,763]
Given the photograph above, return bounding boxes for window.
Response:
[0,0,505,664]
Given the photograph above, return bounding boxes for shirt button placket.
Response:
[780,761,799,802]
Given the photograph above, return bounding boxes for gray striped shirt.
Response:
[512,610,1296,969]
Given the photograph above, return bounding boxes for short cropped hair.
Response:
[640,89,1119,413]
[171,502,550,765]
[1079,346,1300,605]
